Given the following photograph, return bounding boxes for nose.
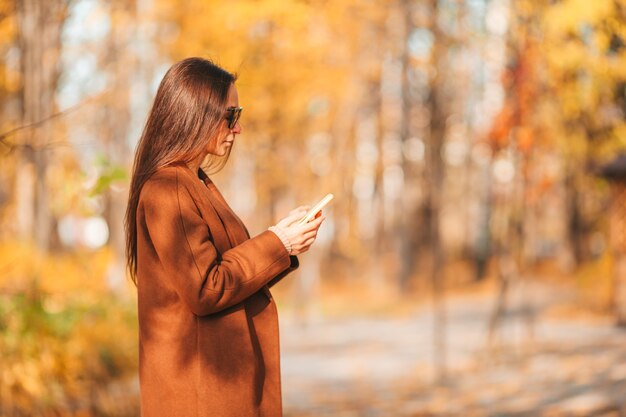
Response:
[231,122,242,134]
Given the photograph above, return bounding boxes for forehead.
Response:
[226,84,239,106]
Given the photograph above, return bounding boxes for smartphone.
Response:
[298,193,334,224]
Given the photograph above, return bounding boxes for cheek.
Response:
[205,138,217,153]
[204,130,229,153]
[216,126,229,140]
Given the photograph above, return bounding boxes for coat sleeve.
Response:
[267,255,299,288]
[139,172,293,316]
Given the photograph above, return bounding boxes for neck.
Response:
[186,162,199,176]
[186,155,204,178]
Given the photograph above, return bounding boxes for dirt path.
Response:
[279,282,626,416]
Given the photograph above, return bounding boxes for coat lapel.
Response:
[177,163,250,253]
[177,162,275,300]
[199,169,250,243]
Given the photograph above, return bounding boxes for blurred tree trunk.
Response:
[426,0,448,383]
[15,0,68,251]
[614,255,626,326]
[373,75,386,285]
[360,6,388,291]
[102,0,136,288]
[397,0,417,290]
[564,158,589,267]
[486,1,540,352]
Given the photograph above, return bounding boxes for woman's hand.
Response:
[272,206,325,255]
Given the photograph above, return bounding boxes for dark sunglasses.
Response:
[225,106,243,129]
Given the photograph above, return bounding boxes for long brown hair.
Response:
[124,57,237,284]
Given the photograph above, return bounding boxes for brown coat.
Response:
[135,162,298,417]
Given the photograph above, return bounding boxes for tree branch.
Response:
[0,92,106,154]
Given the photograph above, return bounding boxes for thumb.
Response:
[289,205,309,216]
[277,210,306,228]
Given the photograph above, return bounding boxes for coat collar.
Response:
[175,162,250,251]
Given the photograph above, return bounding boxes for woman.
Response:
[124,57,325,417]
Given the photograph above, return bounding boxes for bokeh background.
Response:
[2,0,626,415]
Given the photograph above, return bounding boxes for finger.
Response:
[300,215,325,232]
[292,233,316,247]
[279,211,307,227]
[286,213,307,227]
[293,234,316,249]
[302,236,316,247]
[288,206,309,217]
[292,228,317,242]
[288,207,308,218]
[302,230,317,240]
[293,246,309,255]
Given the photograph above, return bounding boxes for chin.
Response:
[220,145,231,155]
[206,146,228,157]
